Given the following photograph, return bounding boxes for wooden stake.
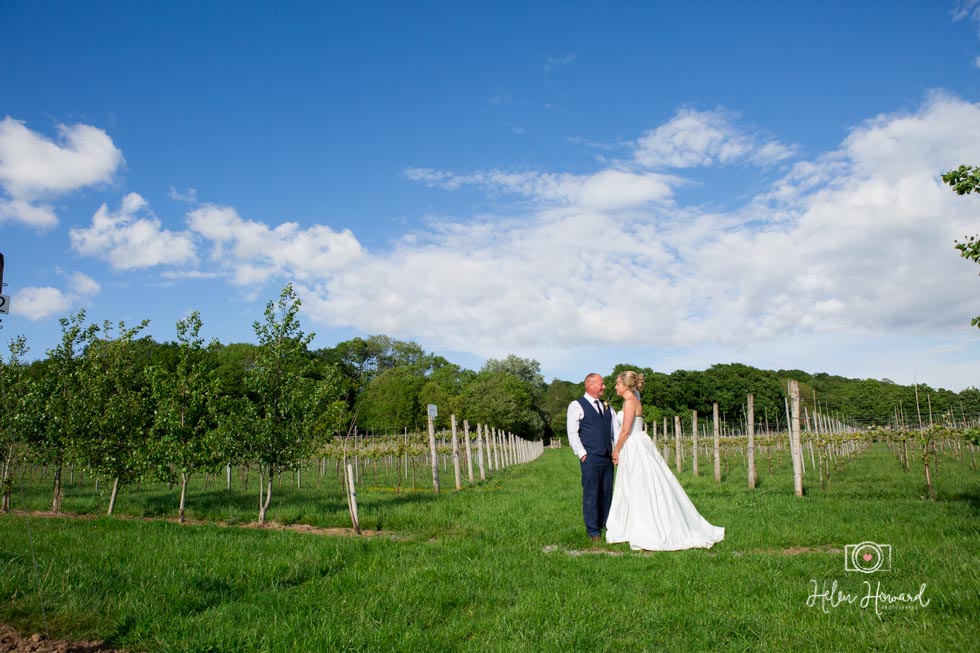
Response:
[747,394,756,489]
[713,402,721,483]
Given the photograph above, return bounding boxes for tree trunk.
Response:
[107,477,120,515]
[1,454,11,513]
[179,471,189,524]
[52,465,63,513]
[259,465,273,524]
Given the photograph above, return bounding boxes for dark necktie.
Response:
[594,400,603,416]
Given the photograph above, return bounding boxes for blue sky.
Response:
[2,1,980,390]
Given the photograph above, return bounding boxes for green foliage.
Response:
[461,370,545,439]
[149,312,221,484]
[0,335,28,506]
[540,379,581,439]
[243,284,331,470]
[356,366,425,432]
[941,164,980,327]
[77,319,154,488]
[481,354,546,389]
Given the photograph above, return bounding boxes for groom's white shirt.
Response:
[566,393,613,460]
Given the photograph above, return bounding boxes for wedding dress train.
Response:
[605,410,725,551]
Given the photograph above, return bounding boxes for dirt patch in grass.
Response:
[0,623,133,653]
[5,510,391,538]
[741,545,843,555]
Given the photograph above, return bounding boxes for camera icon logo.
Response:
[844,541,892,573]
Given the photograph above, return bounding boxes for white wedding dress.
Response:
[605,408,725,551]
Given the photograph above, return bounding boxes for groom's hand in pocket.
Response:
[580,454,587,462]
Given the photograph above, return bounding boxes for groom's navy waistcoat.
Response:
[576,397,612,457]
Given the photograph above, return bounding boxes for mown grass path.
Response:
[2,442,978,652]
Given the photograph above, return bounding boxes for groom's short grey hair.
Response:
[584,372,601,384]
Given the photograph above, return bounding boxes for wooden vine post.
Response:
[451,414,462,490]
[463,419,474,483]
[345,463,361,534]
[427,404,440,493]
[476,423,486,481]
[713,402,721,483]
[691,410,699,477]
[747,393,757,489]
[789,380,804,497]
[674,415,683,474]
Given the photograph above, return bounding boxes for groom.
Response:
[566,372,615,541]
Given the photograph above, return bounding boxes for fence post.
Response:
[789,380,804,497]
[427,411,440,493]
[713,402,721,483]
[747,394,756,489]
[463,419,474,483]
[451,414,462,490]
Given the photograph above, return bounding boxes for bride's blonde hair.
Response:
[616,370,645,393]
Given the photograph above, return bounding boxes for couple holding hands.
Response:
[567,370,725,551]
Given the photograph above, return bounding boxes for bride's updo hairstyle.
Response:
[617,370,645,393]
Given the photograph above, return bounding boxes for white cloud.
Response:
[186,204,364,285]
[12,286,74,320]
[70,193,198,269]
[69,272,100,296]
[404,167,679,209]
[298,94,980,363]
[0,117,124,228]
[953,0,980,36]
[975,55,980,69]
[11,271,101,321]
[0,198,58,229]
[169,186,198,203]
[633,107,796,169]
[75,95,970,386]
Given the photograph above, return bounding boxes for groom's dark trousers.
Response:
[576,397,614,538]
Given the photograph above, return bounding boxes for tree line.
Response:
[2,283,979,520]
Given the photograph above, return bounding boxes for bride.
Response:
[605,370,725,551]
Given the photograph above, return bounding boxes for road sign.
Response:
[0,295,8,315]
[427,403,438,419]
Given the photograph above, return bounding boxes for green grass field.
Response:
[1,441,978,652]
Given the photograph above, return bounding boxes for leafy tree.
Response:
[78,319,153,515]
[417,359,473,429]
[243,283,339,524]
[461,370,545,439]
[539,378,581,441]
[211,342,259,398]
[481,355,546,390]
[356,366,425,432]
[0,336,28,512]
[321,335,428,396]
[27,311,99,512]
[941,164,980,327]
[150,311,219,523]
